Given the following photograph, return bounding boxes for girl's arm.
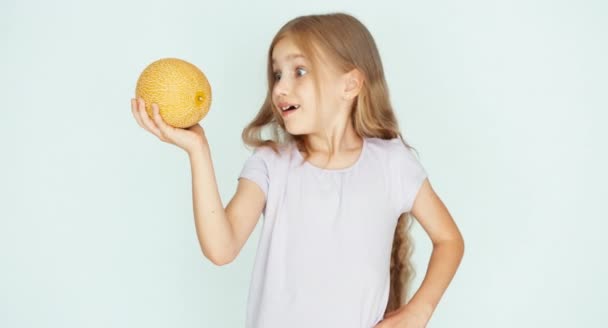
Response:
[131,98,265,266]
[397,178,465,323]
[188,147,265,266]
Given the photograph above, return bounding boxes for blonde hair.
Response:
[242,12,420,316]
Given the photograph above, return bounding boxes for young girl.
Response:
[131,12,464,328]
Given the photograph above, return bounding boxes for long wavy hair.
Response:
[242,12,420,316]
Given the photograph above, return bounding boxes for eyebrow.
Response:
[271,54,306,65]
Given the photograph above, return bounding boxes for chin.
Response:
[285,126,313,136]
[284,123,311,136]
[285,129,307,136]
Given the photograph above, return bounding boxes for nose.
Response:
[273,77,290,97]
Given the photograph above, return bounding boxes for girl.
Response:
[131,12,464,328]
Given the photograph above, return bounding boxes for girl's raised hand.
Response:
[131,97,208,154]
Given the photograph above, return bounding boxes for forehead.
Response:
[271,38,308,65]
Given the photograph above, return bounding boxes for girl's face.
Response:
[271,37,345,136]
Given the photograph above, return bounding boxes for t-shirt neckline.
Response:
[293,137,367,173]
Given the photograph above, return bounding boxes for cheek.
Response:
[299,83,315,99]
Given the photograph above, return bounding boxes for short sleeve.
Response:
[396,144,428,214]
[238,147,270,200]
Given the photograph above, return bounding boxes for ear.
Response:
[342,68,364,100]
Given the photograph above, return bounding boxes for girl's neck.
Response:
[304,124,363,155]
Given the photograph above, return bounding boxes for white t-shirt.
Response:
[238,136,428,328]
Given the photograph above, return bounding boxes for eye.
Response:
[273,71,281,81]
[273,67,307,81]
[296,67,307,77]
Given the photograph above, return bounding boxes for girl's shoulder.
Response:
[364,136,423,166]
[248,141,295,163]
[365,136,410,154]
[365,136,402,146]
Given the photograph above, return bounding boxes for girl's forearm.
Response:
[188,146,235,265]
[403,239,465,322]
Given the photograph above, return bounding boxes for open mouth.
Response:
[280,104,300,112]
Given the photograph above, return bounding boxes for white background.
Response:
[1,0,606,327]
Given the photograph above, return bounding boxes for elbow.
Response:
[458,238,465,257]
[458,233,465,253]
[202,247,236,267]
[452,234,465,253]
[451,230,466,253]
[433,236,465,254]
[209,256,233,266]
[456,237,465,258]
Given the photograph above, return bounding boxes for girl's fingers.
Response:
[151,103,173,142]
[151,103,170,132]
[137,98,163,138]
[131,98,145,129]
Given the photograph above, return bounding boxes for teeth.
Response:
[281,105,300,111]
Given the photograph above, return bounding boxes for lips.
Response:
[277,102,300,112]
[276,102,300,118]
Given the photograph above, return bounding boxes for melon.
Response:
[135,58,212,128]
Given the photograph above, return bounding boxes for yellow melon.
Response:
[135,58,212,128]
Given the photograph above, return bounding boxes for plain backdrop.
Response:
[1,0,606,327]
